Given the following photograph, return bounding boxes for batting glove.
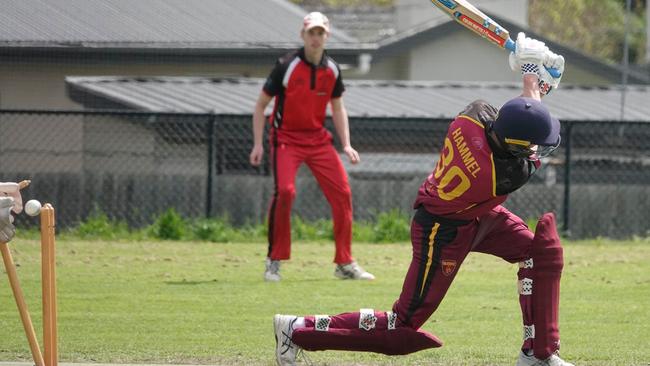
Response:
[0,182,23,214]
[0,197,16,242]
[508,32,549,75]
[537,51,565,95]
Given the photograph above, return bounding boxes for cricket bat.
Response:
[430,0,561,77]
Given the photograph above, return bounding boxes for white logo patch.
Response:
[359,308,377,331]
[519,278,533,295]
[315,315,331,332]
[386,311,397,330]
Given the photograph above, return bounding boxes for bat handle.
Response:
[505,38,562,78]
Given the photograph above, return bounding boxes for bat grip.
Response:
[505,39,562,78]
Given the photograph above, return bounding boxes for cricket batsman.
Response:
[272,33,574,366]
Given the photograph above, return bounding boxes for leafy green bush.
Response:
[372,209,411,243]
[292,216,333,241]
[191,217,235,243]
[150,208,186,240]
[58,209,417,243]
[74,210,130,239]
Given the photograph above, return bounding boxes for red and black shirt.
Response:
[263,47,345,146]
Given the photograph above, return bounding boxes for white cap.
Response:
[302,12,330,32]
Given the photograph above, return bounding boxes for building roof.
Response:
[66,76,650,122]
[300,4,396,43]
[0,0,365,52]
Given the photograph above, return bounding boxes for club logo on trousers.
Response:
[441,259,457,276]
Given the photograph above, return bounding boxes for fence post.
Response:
[206,114,216,218]
[562,122,573,237]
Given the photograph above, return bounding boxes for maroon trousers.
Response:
[296,206,562,359]
[267,140,353,264]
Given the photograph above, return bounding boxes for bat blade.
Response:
[431,0,510,49]
[430,0,561,78]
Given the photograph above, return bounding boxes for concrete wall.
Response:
[0,61,273,109]
[371,29,615,85]
[0,113,84,172]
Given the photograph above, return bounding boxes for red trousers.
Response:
[267,140,353,264]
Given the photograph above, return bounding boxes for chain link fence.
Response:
[0,110,648,239]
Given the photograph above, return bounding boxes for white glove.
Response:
[0,182,23,214]
[509,32,549,75]
[509,32,565,95]
[538,51,565,95]
[0,197,16,242]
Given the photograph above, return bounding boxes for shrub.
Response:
[372,209,411,243]
[75,210,130,239]
[150,208,186,240]
[191,218,233,243]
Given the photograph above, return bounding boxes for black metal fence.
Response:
[0,110,648,239]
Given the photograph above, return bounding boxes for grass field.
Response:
[1,237,649,366]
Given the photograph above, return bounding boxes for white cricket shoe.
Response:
[334,261,375,280]
[264,258,281,282]
[516,350,575,366]
[273,314,300,366]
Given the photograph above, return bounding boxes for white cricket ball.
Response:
[24,199,42,216]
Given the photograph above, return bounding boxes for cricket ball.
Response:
[25,199,42,216]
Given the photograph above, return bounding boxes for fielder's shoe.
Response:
[265,258,281,282]
[334,261,375,280]
[516,350,575,366]
[273,314,300,366]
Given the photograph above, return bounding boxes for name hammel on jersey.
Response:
[263,48,345,147]
[414,100,540,221]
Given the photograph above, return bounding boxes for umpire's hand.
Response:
[0,197,16,242]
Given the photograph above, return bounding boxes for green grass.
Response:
[1,238,649,365]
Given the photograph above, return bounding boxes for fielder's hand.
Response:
[0,182,24,214]
[249,145,264,167]
[343,145,360,164]
[0,197,16,242]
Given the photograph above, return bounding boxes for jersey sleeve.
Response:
[262,59,286,97]
[331,64,345,98]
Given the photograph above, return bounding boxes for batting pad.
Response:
[292,326,443,355]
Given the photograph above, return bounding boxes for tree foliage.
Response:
[529,0,647,64]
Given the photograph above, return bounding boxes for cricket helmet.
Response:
[493,97,561,158]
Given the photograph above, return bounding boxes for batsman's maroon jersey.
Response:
[263,47,344,147]
[414,100,541,220]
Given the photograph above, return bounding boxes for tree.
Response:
[529,0,647,64]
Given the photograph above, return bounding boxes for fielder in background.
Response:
[249,12,373,282]
[273,33,574,366]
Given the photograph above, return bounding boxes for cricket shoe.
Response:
[273,314,301,366]
[334,261,375,280]
[264,258,281,282]
[516,350,575,366]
